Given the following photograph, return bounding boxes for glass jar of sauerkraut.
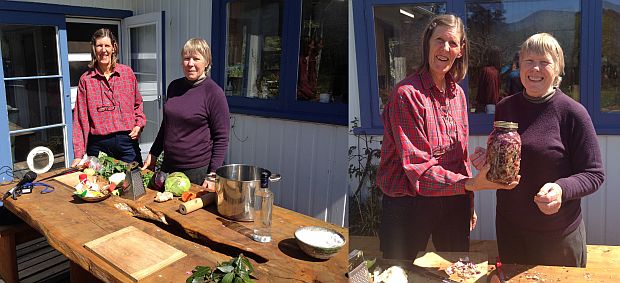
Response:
[486,121,521,184]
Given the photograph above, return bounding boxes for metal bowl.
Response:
[294,226,346,259]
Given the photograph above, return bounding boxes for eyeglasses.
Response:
[97,105,116,112]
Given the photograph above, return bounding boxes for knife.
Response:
[411,265,461,283]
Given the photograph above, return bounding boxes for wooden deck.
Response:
[0,237,69,283]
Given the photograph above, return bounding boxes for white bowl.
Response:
[294,226,346,259]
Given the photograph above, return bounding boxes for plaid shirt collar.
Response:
[90,64,120,78]
[419,69,458,99]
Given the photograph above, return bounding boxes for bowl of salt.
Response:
[294,226,346,259]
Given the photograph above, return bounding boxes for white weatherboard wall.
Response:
[348,1,620,245]
[227,115,348,226]
[10,0,349,226]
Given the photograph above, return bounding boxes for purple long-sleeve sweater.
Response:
[494,88,604,237]
[150,77,230,172]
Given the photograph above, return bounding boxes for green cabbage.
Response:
[164,172,191,196]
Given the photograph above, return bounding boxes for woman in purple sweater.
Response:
[142,38,230,190]
[471,33,605,267]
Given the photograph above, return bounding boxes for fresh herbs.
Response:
[97,152,128,180]
[186,254,254,283]
[142,171,154,189]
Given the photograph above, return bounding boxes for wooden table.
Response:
[0,169,348,282]
[350,236,620,282]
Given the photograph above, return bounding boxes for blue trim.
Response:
[0,38,10,182]
[161,11,167,103]
[0,1,132,18]
[280,0,302,111]
[0,11,71,180]
[211,0,347,126]
[58,21,74,164]
[211,0,226,90]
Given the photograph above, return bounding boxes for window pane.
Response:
[130,25,158,84]
[296,0,348,104]
[0,25,59,77]
[466,0,580,114]
[11,126,66,176]
[226,0,282,99]
[5,78,63,129]
[373,4,447,112]
[602,0,620,112]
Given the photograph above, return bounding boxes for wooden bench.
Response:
[0,223,41,283]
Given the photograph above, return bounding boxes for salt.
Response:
[296,229,344,249]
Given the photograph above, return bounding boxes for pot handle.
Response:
[269,173,281,183]
[206,172,217,182]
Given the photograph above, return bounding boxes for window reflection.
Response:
[226,0,282,99]
[5,79,63,129]
[466,1,580,113]
[296,0,348,104]
[373,4,447,112]
[602,0,620,112]
[0,25,59,78]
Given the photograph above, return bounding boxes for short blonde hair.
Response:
[418,14,468,81]
[181,38,212,73]
[519,33,565,87]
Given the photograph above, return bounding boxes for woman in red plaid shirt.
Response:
[377,14,518,260]
[71,29,146,167]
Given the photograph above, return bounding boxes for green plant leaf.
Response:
[186,266,212,283]
[240,273,253,283]
[217,265,234,273]
[221,273,234,283]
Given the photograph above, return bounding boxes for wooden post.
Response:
[0,226,19,283]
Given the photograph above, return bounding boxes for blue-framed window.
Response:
[354,0,620,135]
[212,0,348,126]
[0,2,133,181]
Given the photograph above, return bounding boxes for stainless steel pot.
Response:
[208,164,281,222]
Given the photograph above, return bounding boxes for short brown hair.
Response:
[88,28,119,69]
[519,33,565,87]
[181,38,212,73]
[418,14,468,81]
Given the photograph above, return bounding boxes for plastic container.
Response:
[486,121,521,184]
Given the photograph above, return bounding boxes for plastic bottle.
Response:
[252,171,273,242]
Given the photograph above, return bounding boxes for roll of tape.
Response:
[27,146,54,174]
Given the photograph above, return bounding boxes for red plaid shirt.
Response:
[72,63,146,158]
[377,70,472,197]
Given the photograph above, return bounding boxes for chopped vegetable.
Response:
[181,191,196,202]
[83,168,96,176]
[486,121,521,184]
[108,173,126,185]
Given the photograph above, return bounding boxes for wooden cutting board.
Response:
[412,252,488,283]
[53,171,82,187]
[84,226,186,282]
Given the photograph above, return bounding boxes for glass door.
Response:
[0,23,69,180]
[122,12,165,159]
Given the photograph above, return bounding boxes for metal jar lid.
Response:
[494,121,519,129]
